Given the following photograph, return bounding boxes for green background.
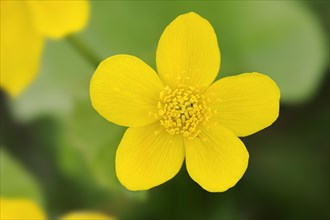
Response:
[1,1,329,220]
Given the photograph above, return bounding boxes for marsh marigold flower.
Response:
[0,0,89,97]
[90,12,280,192]
[0,198,115,220]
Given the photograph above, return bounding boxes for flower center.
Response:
[157,85,210,138]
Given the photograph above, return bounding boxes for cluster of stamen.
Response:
[157,85,210,138]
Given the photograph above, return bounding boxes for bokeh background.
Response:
[1,1,329,220]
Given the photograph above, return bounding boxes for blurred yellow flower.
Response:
[61,212,116,220]
[0,0,89,97]
[90,12,280,192]
[0,198,46,220]
[0,198,115,220]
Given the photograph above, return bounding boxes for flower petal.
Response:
[90,55,164,127]
[0,198,46,220]
[116,123,184,190]
[185,124,249,192]
[156,12,220,88]
[204,73,280,137]
[26,0,89,39]
[60,212,115,220]
[0,1,44,97]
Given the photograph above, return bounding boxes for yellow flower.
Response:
[0,198,115,220]
[0,198,46,220]
[61,212,115,220]
[0,0,89,97]
[90,12,280,192]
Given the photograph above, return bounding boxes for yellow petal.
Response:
[116,122,184,190]
[156,12,220,88]
[185,125,249,192]
[60,211,115,220]
[90,55,164,127]
[204,73,280,137]
[0,1,44,97]
[0,198,46,220]
[26,0,89,39]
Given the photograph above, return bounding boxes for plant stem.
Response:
[66,35,101,68]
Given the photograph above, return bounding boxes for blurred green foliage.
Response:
[0,148,43,206]
[1,1,329,220]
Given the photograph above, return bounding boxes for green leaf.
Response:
[58,101,146,200]
[61,101,124,188]
[0,148,43,205]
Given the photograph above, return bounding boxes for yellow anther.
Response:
[185,101,191,106]
[157,85,210,138]
[176,119,182,127]
[170,129,176,135]
[181,115,186,123]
